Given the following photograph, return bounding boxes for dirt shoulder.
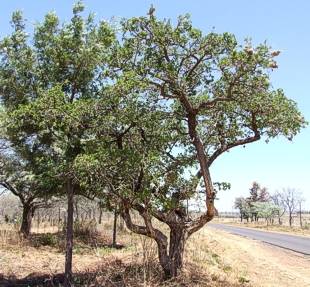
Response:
[202,226,310,287]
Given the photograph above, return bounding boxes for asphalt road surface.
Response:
[208,223,310,255]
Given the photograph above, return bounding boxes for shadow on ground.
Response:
[0,270,129,287]
[0,259,141,287]
[0,260,247,287]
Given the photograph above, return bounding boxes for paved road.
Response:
[208,223,310,255]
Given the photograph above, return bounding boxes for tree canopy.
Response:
[0,3,306,281]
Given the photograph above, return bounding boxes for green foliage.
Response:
[0,3,116,198]
[235,182,282,222]
[119,13,306,144]
[0,5,306,249]
[34,233,58,247]
[251,202,281,221]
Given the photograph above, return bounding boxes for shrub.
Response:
[73,220,99,243]
[36,233,57,246]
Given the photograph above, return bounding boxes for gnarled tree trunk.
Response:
[20,203,35,237]
[168,228,186,278]
[156,227,187,279]
[121,203,215,280]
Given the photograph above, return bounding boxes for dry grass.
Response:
[6,216,309,287]
[0,220,249,287]
[2,215,310,287]
[2,218,309,286]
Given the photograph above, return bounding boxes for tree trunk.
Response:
[289,211,293,227]
[112,209,117,247]
[64,179,74,287]
[157,228,187,279]
[155,238,170,279]
[74,200,79,223]
[299,202,302,228]
[119,215,125,231]
[37,210,40,230]
[20,203,34,237]
[98,207,103,224]
[92,208,96,221]
[58,207,61,225]
[168,228,186,277]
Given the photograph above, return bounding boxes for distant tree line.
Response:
[234,182,305,226]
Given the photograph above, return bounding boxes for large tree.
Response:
[0,4,306,281]
[98,11,305,278]
[0,2,115,285]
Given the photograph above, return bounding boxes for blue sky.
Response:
[1,1,309,211]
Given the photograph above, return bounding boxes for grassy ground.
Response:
[0,221,247,287]
[1,220,309,286]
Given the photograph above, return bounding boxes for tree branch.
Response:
[0,181,25,204]
[207,113,260,167]
[187,210,214,237]
[121,206,148,236]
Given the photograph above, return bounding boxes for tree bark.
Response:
[154,236,170,279]
[168,228,186,278]
[299,202,302,228]
[112,209,117,247]
[20,203,34,237]
[74,199,79,222]
[58,207,61,225]
[98,207,103,224]
[119,215,125,231]
[37,210,41,230]
[64,179,74,287]
[289,210,293,227]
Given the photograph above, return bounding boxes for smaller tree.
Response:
[235,182,271,222]
[279,188,303,227]
[258,187,269,202]
[248,182,260,202]
[0,153,57,237]
[234,197,251,222]
[248,182,269,202]
[245,182,270,221]
[251,202,280,226]
[270,192,286,224]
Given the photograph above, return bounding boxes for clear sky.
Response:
[1,1,309,211]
